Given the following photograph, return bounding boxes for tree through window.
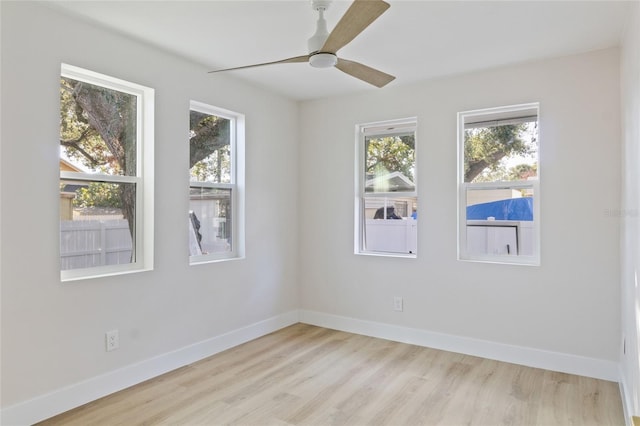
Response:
[59,64,154,280]
[458,104,540,264]
[356,119,418,256]
[189,101,242,262]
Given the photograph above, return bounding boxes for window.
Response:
[59,64,154,280]
[356,118,417,256]
[189,101,244,263]
[458,103,539,265]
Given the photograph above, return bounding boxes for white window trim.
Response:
[457,103,540,266]
[354,117,418,258]
[60,64,154,281]
[189,101,245,265]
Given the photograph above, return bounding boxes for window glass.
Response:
[189,187,232,256]
[60,181,136,269]
[356,120,417,256]
[189,103,241,262]
[459,104,539,264]
[59,64,153,280]
[464,120,537,184]
[365,133,415,193]
[190,111,231,183]
[60,77,137,176]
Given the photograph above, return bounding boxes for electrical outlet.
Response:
[106,329,119,352]
[393,296,403,312]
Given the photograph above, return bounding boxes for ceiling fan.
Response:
[208,0,395,88]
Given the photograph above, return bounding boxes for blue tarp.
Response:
[466,197,533,221]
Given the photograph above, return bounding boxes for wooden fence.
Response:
[60,219,132,270]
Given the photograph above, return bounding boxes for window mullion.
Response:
[190,182,235,190]
[60,171,140,184]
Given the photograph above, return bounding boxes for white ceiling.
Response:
[46,0,632,101]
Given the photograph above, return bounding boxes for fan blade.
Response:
[335,58,395,88]
[208,55,309,73]
[320,0,390,54]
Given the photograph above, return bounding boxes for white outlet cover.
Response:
[394,297,403,312]
[106,330,119,351]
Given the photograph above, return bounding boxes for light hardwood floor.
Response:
[38,324,625,425]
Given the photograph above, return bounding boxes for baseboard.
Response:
[0,310,300,426]
[620,380,632,426]
[299,310,619,382]
[619,365,636,426]
[2,309,620,425]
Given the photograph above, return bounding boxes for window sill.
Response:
[356,251,417,259]
[61,264,152,282]
[458,255,539,266]
[189,255,245,266]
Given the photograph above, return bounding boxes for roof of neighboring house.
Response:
[59,158,84,173]
[365,171,415,192]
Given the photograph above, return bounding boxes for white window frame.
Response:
[355,117,418,258]
[457,103,540,266]
[189,101,245,265]
[60,63,154,281]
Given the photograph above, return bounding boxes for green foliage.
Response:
[73,182,122,208]
[366,134,415,182]
[472,164,509,183]
[60,77,138,240]
[60,78,129,175]
[190,145,230,183]
[189,111,231,177]
[472,162,538,183]
[509,163,537,181]
[464,123,537,183]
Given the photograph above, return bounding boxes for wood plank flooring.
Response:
[38,323,625,425]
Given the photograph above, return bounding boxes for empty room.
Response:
[1,0,639,425]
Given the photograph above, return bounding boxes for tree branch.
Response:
[60,127,101,167]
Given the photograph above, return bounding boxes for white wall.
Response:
[620,0,640,421]
[0,1,299,419]
[0,1,630,424]
[299,48,621,372]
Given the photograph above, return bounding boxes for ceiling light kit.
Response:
[208,0,395,88]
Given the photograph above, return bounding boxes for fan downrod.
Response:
[308,0,332,54]
[308,1,337,68]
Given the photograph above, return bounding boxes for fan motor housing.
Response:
[309,52,338,68]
